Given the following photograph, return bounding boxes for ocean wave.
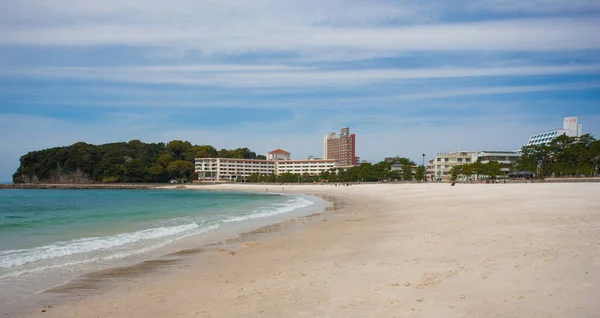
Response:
[224,196,314,223]
[0,223,200,269]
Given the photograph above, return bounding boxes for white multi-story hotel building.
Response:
[433,151,478,180]
[195,149,339,182]
[476,151,521,174]
[195,158,276,181]
[524,116,583,147]
[433,150,520,181]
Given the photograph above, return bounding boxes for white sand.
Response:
[26,183,600,317]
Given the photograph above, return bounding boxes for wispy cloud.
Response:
[465,0,600,14]
[2,17,599,59]
[4,63,600,88]
[395,82,600,100]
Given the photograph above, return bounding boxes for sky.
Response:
[1,0,600,181]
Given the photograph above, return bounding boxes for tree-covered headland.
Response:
[13,140,264,184]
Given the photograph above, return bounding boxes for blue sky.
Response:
[1,0,600,181]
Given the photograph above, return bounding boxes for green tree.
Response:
[166,160,195,180]
[121,159,148,182]
[167,140,192,160]
[217,149,231,158]
[414,166,425,181]
[156,153,174,167]
[402,164,413,181]
[485,161,502,179]
[449,165,462,181]
[148,164,166,182]
[517,134,598,178]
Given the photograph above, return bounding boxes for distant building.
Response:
[266,149,291,161]
[390,164,403,171]
[433,150,520,181]
[354,156,371,165]
[384,156,407,163]
[524,116,583,147]
[276,159,338,175]
[195,158,276,181]
[476,151,520,175]
[196,149,338,181]
[425,159,434,181]
[433,151,478,181]
[324,127,356,167]
[323,132,336,160]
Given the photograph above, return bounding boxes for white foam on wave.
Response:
[0,223,200,269]
[224,196,314,223]
[0,224,221,279]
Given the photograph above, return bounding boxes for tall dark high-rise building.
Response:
[323,127,356,167]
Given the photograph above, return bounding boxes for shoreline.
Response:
[1,189,337,316]
[3,174,600,190]
[0,183,163,190]
[7,183,600,317]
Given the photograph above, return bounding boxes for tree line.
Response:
[516,134,600,178]
[13,140,265,184]
[242,158,427,183]
[18,133,594,184]
[449,161,504,181]
[449,133,600,180]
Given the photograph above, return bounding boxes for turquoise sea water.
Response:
[0,189,318,307]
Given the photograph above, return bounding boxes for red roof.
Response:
[269,149,290,154]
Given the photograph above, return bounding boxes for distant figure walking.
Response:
[451,181,456,186]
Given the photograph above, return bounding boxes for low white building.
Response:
[276,159,338,175]
[476,151,520,174]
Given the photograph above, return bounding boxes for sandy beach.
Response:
[21,183,600,317]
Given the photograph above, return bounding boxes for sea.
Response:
[0,188,326,308]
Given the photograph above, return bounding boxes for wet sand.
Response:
[20,183,600,317]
